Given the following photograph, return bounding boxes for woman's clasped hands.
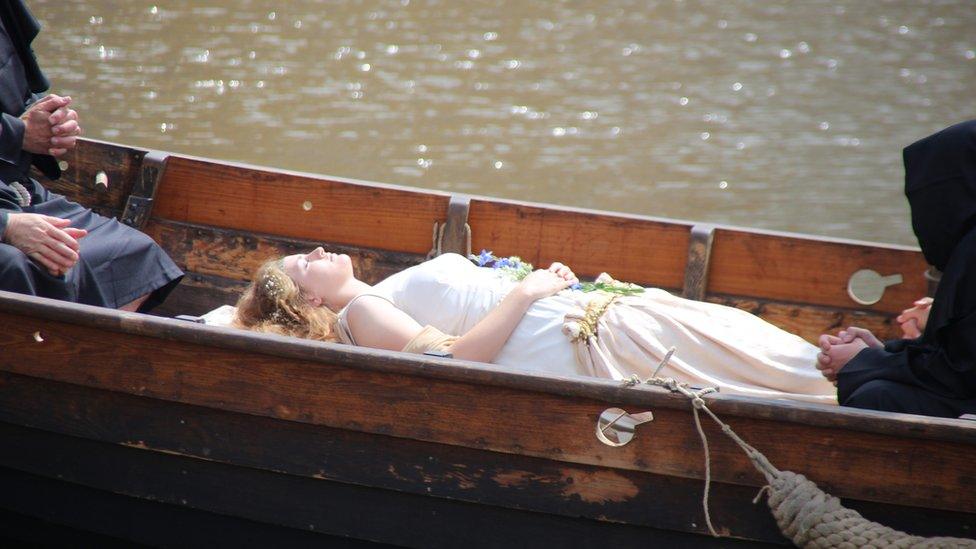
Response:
[515,262,579,301]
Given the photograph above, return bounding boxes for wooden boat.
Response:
[1,138,973,547]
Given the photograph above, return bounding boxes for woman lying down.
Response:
[230,248,837,405]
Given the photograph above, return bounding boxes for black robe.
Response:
[0,1,182,311]
[837,120,976,417]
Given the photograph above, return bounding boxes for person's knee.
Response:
[0,245,37,294]
[843,379,957,416]
[843,380,912,412]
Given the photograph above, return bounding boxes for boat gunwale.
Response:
[2,289,972,446]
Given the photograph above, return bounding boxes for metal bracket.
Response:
[439,194,472,257]
[682,224,716,301]
[121,150,169,228]
[595,407,654,447]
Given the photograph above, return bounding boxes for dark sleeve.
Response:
[0,112,26,165]
[911,312,976,397]
[883,337,916,353]
[839,313,976,401]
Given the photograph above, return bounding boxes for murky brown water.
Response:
[29,0,976,246]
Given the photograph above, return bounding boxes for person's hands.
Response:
[20,94,81,157]
[48,99,82,156]
[547,261,578,285]
[816,333,868,383]
[837,326,884,349]
[2,213,87,276]
[895,297,933,339]
[515,268,576,301]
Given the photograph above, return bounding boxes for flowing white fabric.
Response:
[371,254,837,404]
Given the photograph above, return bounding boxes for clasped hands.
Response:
[21,93,82,157]
[2,95,86,276]
[816,298,933,384]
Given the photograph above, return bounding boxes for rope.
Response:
[624,350,976,548]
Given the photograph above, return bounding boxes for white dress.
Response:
[360,253,837,405]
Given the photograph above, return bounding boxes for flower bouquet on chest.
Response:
[469,250,643,296]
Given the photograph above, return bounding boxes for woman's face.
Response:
[281,247,353,307]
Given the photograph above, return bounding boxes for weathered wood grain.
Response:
[0,373,790,542]
[143,219,424,284]
[0,423,765,548]
[709,228,928,315]
[33,138,145,211]
[4,373,971,541]
[468,198,691,290]
[1,290,970,444]
[465,199,926,317]
[151,156,450,255]
[0,305,973,515]
[712,296,903,343]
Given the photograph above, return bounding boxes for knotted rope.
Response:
[624,349,976,548]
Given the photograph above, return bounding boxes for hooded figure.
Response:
[837,120,976,417]
[0,1,183,310]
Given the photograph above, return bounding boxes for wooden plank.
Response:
[141,219,426,316]
[0,289,971,445]
[3,374,971,540]
[713,296,903,344]
[150,272,244,317]
[709,228,928,314]
[466,199,925,316]
[0,374,788,542]
[33,138,145,212]
[0,469,351,548]
[151,156,450,255]
[0,308,973,514]
[143,220,424,284]
[468,198,690,289]
[0,424,758,548]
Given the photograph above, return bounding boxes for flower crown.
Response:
[262,259,287,297]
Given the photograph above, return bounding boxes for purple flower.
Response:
[570,282,582,290]
[495,257,511,268]
[476,249,494,267]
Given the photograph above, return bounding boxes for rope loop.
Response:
[616,346,976,546]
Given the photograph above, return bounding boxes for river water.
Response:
[30,0,976,246]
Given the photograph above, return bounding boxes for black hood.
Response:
[903,120,976,271]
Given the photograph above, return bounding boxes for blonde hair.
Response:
[234,257,340,342]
